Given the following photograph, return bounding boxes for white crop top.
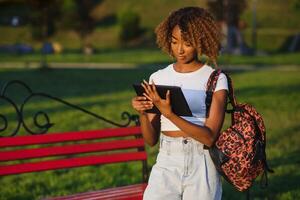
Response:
[149,63,228,131]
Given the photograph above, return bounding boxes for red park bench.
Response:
[0,80,148,200]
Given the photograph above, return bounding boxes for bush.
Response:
[292,0,300,11]
[117,9,141,42]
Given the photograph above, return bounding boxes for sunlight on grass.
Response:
[0,67,299,200]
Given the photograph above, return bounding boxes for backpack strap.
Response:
[205,69,237,118]
[205,70,221,118]
[260,150,275,188]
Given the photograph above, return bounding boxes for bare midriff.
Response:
[162,130,189,137]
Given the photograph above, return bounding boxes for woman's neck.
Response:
[174,60,204,73]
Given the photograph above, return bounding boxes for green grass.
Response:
[1,50,300,66]
[0,66,299,200]
[0,48,170,64]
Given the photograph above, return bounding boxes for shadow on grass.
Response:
[271,149,300,168]
[0,67,157,135]
[235,84,300,98]
[255,171,300,200]
[0,67,299,199]
[249,124,300,200]
[268,124,300,147]
[0,67,155,109]
[0,67,155,97]
[222,163,300,200]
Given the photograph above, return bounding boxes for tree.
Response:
[117,8,142,43]
[60,0,100,52]
[27,0,62,69]
[292,0,300,11]
[28,0,61,40]
[207,0,249,54]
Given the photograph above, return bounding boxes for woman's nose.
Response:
[178,44,184,54]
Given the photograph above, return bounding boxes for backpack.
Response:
[205,69,274,192]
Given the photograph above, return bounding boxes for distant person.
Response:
[83,43,94,55]
[131,7,228,200]
[52,42,63,54]
[41,42,54,54]
[11,16,19,26]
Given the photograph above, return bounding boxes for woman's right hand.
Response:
[131,96,154,115]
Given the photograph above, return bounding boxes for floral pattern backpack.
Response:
[205,69,274,192]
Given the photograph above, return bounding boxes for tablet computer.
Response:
[132,83,193,116]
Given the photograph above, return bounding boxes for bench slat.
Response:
[45,183,147,200]
[80,187,144,200]
[57,190,144,200]
[0,125,148,199]
[0,151,147,176]
[0,138,145,162]
[0,126,141,148]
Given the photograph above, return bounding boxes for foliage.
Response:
[292,0,300,12]
[117,8,142,42]
[207,0,249,53]
[207,0,247,25]
[28,0,61,40]
[73,0,97,39]
[0,0,299,51]
[59,0,78,29]
[292,0,300,10]
[59,0,100,46]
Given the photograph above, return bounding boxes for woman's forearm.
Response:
[164,90,227,147]
[167,113,214,146]
[139,114,160,146]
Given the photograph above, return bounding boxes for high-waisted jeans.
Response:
[143,134,222,200]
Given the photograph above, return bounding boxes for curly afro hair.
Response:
[155,7,221,64]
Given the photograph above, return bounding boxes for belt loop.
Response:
[197,143,204,155]
[159,136,163,149]
[166,141,171,155]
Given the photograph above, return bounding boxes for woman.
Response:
[131,7,228,200]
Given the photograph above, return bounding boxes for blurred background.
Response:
[0,0,299,200]
[0,0,299,65]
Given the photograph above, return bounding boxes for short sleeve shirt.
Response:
[149,63,228,131]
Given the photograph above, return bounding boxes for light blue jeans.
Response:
[143,134,222,200]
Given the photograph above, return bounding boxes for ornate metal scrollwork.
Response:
[0,80,139,137]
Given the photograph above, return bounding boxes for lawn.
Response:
[0,66,299,200]
[1,50,300,66]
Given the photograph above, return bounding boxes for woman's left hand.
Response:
[141,80,173,118]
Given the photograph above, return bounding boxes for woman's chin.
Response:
[176,58,194,64]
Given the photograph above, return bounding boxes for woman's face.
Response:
[170,25,197,64]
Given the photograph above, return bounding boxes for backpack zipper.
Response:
[231,127,246,143]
